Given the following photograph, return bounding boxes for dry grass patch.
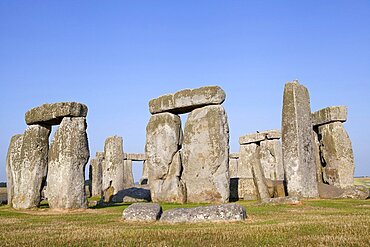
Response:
[0,199,369,246]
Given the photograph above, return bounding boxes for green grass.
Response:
[0,199,369,246]
[354,177,370,189]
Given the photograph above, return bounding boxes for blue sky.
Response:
[1,1,369,181]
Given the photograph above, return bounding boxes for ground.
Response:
[0,179,369,246]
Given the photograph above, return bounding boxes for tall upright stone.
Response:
[6,134,23,207]
[145,113,186,203]
[318,122,354,188]
[239,143,269,200]
[123,159,135,188]
[182,105,230,203]
[281,80,318,198]
[48,117,89,209]
[259,139,284,181]
[11,125,51,209]
[90,152,104,197]
[102,136,125,201]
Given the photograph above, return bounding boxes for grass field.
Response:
[0,198,369,246]
[354,177,370,189]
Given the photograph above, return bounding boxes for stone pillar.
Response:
[102,136,125,202]
[48,117,89,209]
[6,134,23,207]
[90,152,104,197]
[260,139,284,181]
[281,80,318,198]
[123,159,135,188]
[182,105,230,203]
[312,106,354,189]
[145,113,186,203]
[12,125,50,209]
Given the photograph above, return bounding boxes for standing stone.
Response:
[123,159,135,188]
[6,134,23,207]
[102,136,125,202]
[240,143,270,200]
[238,144,258,200]
[259,139,284,181]
[12,125,50,209]
[145,113,186,203]
[48,117,89,209]
[281,81,318,198]
[318,122,354,188]
[139,160,149,185]
[91,152,104,197]
[182,105,230,203]
[312,130,323,183]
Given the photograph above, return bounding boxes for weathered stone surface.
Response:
[6,134,23,207]
[312,106,347,127]
[259,139,284,180]
[261,196,300,205]
[318,122,354,189]
[238,178,258,200]
[102,136,125,202]
[312,130,323,183]
[239,143,270,200]
[112,187,151,203]
[48,117,89,209]
[318,183,369,200]
[161,204,246,223]
[145,113,186,203]
[25,102,88,125]
[239,132,266,145]
[282,81,318,198]
[229,152,239,159]
[122,203,162,222]
[149,86,226,114]
[90,152,104,197]
[139,160,149,185]
[229,158,239,178]
[266,179,286,198]
[239,129,281,145]
[11,125,50,209]
[124,153,146,161]
[182,105,230,203]
[123,159,135,188]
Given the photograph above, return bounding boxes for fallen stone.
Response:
[123,159,135,189]
[318,183,369,200]
[122,203,162,222]
[47,117,89,209]
[312,106,347,127]
[160,204,246,223]
[145,113,186,203]
[6,134,23,207]
[318,122,354,188]
[112,187,151,203]
[124,153,146,161]
[261,196,300,205]
[12,125,50,209]
[90,152,104,197]
[182,105,230,203]
[102,136,125,202]
[149,86,226,114]
[281,80,318,198]
[25,102,88,125]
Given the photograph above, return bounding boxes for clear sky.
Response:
[1,1,369,182]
